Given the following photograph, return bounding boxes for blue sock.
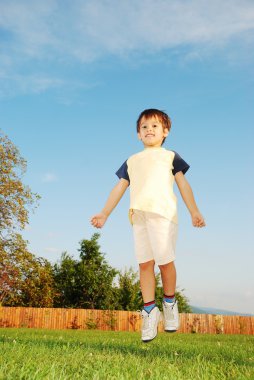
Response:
[143,300,156,313]
[163,294,176,303]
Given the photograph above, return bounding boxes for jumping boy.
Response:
[91,108,205,342]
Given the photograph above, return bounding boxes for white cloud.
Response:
[78,0,254,53]
[0,0,254,95]
[0,72,64,97]
[0,69,100,99]
[1,0,253,59]
[41,172,58,183]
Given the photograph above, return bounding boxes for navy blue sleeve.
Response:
[115,160,130,182]
[172,151,190,175]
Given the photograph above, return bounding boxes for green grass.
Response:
[0,329,253,380]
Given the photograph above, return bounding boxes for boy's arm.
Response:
[175,171,206,228]
[90,178,129,229]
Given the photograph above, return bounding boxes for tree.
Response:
[78,233,118,309]
[116,268,143,311]
[0,234,55,307]
[0,130,54,307]
[0,257,19,305]
[0,130,40,239]
[20,256,55,307]
[53,234,119,309]
[175,289,192,313]
[53,252,80,308]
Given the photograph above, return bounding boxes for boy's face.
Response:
[138,116,169,148]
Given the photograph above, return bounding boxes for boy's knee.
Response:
[159,261,175,271]
[139,260,155,271]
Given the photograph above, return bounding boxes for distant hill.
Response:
[190,306,253,316]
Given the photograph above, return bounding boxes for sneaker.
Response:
[141,306,161,342]
[163,300,180,332]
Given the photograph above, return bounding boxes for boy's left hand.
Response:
[191,211,206,228]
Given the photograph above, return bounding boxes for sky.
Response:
[0,0,254,314]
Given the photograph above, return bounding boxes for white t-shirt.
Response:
[116,147,190,224]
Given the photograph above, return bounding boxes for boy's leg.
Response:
[159,261,176,296]
[139,260,156,303]
[139,260,161,342]
[159,261,179,332]
[132,211,161,342]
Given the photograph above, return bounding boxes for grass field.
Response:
[0,328,253,380]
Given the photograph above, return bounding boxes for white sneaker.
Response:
[141,306,161,342]
[163,300,180,332]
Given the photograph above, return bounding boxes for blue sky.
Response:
[1,0,254,314]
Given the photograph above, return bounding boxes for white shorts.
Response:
[132,209,178,265]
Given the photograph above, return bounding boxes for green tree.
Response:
[78,233,118,309]
[175,289,192,313]
[53,234,119,309]
[116,268,143,311]
[53,252,80,307]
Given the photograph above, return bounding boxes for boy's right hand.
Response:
[90,212,108,229]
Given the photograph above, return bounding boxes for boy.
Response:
[91,108,205,342]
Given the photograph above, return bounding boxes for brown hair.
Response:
[136,108,171,144]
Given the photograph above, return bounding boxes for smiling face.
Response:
[137,115,169,148]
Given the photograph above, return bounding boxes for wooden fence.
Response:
[0,307,253,335]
